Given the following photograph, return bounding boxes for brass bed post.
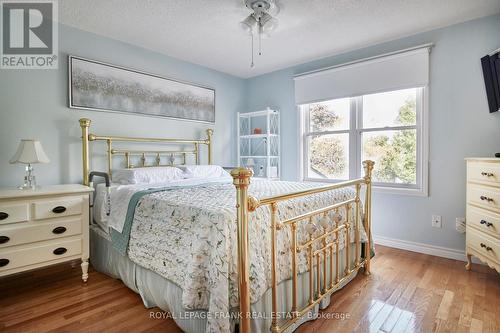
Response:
[231,168,253,333]
[79,118,91,186]
[206,129,213,164]
[362,160,374,275]
[271,202,281,331]
[194,143,199,165]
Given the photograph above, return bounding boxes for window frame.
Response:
[299,87,429,196]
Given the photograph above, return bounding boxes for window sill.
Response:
[303,178,428,197]
[372,185,428,197]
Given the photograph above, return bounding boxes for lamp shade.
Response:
[239,14,257,35]
[9,140,50,164]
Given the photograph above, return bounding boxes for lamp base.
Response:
[18,184,38,190]
[18,164,37,190]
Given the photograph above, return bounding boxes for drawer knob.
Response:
[0,236,10,244]
[480,220,493,227]
[0,212,9,220]
[52,206,67,214]
[480,196,494,202]
[480,243,493,251]
[481,172,494,177]
[53,247,67,255]
[0,258,9,267]
[52,226,67,234]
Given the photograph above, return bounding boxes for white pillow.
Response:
[112,166,185,184]
[180,165,230,179]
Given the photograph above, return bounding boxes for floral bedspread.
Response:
[124,180,367,333]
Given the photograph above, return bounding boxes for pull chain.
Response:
[250,33,255,68]
[259,27,262,56]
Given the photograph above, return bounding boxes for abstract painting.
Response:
[69,56,215,123]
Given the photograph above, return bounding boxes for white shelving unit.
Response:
[237,108,280,180]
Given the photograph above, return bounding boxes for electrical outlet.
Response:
[432,215,442,228]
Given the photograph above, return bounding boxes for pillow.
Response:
[180,165,230,179]
[112,166,184,184]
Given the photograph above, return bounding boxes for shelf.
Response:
[240,156,279,158]
[239,109,278,117]
[240,134,279,139]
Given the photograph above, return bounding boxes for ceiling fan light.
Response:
[260,14,278,34]
[239,14,257,35]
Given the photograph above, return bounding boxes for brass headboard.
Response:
[79,118,213,186]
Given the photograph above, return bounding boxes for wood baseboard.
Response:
[373,235,483,264]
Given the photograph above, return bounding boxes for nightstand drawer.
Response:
[0,202,29,225]
[0,238,82,272]
[468,184,500,212]
[467,227,500,263]
[33,197,82,220]
[0,217,82,248]
[468,162,500,186]
[467,205,500,238]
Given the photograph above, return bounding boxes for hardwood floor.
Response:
[0,245,498,333]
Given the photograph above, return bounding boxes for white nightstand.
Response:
[0,185,93,282]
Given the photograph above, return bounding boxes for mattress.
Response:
[90,225,359,333]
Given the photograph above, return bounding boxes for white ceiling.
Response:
[59,0,500,78]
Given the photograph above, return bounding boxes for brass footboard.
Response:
[231,160,374,333]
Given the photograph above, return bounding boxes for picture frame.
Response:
[68,55,216,123]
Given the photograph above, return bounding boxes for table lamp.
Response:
[9,139,50,189]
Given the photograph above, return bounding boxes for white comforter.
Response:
[110,179,366,333]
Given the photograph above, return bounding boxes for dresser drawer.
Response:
[468,162,500,186]
[467,227,500,263]
[0,238,82,272]
[468,184,500,212]
[467,205,500,238]
[33,197,83,220]
[0,202,29,225]
[0,217,82,248]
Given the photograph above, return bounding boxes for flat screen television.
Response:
[481,50,500,113]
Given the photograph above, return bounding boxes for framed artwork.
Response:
[68,56,215,123]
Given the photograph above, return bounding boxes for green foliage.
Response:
[363,98,417,184]
[309,97,417,183]
[309,103,346,177]
[310,104,341,132]
[396,98,416,125]
[310,136,346,177]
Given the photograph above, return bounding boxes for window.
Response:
[301,87,428,195]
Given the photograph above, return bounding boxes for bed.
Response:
[79,118,374,333]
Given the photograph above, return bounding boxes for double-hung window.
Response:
[296,46,430,195]
[301,87,427,194]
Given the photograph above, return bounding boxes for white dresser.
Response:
[465,158,500,273]
[0,185,92,281]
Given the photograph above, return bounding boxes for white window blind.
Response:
[294,46,431,105]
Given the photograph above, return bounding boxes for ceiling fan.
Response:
[239,0,280,68]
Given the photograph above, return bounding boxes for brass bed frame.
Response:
[79,118,373,333]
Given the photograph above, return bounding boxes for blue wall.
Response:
[0,24,246,186]
[246,14,500,251]
[1,15,500,253]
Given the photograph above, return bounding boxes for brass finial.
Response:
[231,167,253,187]
[362,160,375,181]
[79,118,91,128]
